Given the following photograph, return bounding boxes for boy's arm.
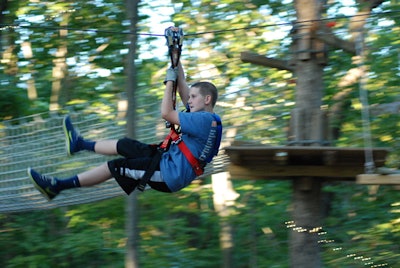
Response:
[161,70,180,125]
[176,62,190,108]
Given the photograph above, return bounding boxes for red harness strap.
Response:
[160,127,204,176]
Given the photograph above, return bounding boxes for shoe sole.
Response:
[27,168,54,201]
[63,116,73,156]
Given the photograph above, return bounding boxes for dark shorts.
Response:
[107,138,171,194]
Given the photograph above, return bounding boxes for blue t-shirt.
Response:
[160,111,221,192]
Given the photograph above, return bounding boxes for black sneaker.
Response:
[63,115,79,156]
[28,168,59,200]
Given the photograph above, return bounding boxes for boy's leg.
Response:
[63,115,118,155]
[28,168,60,200]
[63,115,95,155]
[77,162,112,186]
[94,140,119,155]
[28,163,113,200]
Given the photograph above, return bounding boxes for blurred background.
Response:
[0,0,399,267]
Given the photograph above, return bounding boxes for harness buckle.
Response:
[171,136,182,145]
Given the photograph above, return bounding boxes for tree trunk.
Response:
[212,172,239,268]
[21,41,38,100]
[125,192,140,268]
[125,0,140,267]
[50,13,69,111]
[289,1,325,267]
[290,178,322,268]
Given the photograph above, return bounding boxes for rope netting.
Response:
[0,112,124,212]
[0,92,287,213]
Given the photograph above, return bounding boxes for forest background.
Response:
[0,0,400,267]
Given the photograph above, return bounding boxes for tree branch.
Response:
[312,28,356,55]
[240,52,294,72]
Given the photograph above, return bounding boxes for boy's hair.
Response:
[191,81,218,107]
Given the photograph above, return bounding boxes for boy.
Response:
[28,62,222,200]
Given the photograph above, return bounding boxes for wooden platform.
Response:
[357,174,400,185]
[225,144,389,181]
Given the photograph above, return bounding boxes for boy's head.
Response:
[190,81,218,108]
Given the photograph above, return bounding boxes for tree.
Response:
[124,0,141,267]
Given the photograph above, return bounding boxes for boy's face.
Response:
[188,86,211,112]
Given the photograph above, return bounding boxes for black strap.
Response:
[109,159,138,195]
[137,149,163,192]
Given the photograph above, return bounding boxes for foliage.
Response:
[323,1,400,165]
[1,180,399,267]
[0,199,126,268]
[0,179,293,268]
[322,184,400,267]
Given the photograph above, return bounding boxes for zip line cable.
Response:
[1,9,400,38]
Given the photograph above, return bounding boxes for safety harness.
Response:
[137,111,222,192]
[159,112,222,177]
[137,27,222,192]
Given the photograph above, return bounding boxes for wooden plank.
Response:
[226,145,389,157]
[229,164,365,180]
[356,174,400,185]
[225,146,388,166]
[225,146,390,181]
[240,52,294,72]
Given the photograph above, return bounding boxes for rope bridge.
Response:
[0,110,230,213]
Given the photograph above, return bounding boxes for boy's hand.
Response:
[164,67,178,85]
